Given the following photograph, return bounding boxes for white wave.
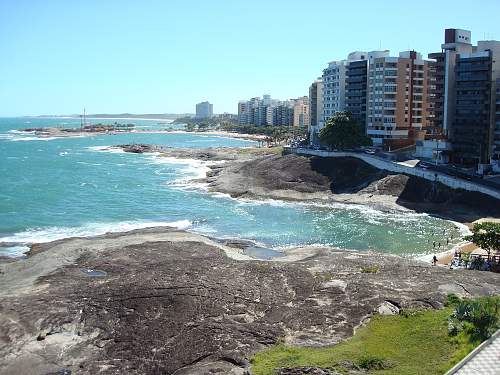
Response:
[0,220,193,245]
[10,136,58,142]
[9,129,34,134]
[85,117,174,122]
[85,145,125,154]
[449,220,472,237]
[0,245,30,257]
[151,155,220,181]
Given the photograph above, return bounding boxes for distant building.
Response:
[238,101,251,125]
[237,95,297,126]
[309,79,323,127]
[195,101,213,119]
[272,101,294,126]
[293,96,309,127]
[309,79,323,144]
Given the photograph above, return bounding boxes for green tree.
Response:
[319,112,371,150]
[464,222,500,258]
[197,122,209,131]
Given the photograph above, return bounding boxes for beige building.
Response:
[293,96,309,127]
[367,51,433,149]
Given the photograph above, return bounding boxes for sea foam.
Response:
[0,220,193,246]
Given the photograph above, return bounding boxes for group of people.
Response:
[430,229,453,266]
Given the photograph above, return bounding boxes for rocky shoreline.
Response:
[114,144,500,223]
[17,128,265,141]
[1,227,500,374]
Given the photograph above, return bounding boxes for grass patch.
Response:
[237,146,283,155]
[360,265,380,274]
[251,308,471,375]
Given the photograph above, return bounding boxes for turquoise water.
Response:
[0,117,464,257]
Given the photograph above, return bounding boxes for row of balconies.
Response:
[456,63,491,72]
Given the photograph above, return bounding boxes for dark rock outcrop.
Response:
[1,228,499,374]
[208,154,500,221]
[117,144,164,153]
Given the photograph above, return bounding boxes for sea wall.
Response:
[288,148,500,201]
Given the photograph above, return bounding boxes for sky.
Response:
[1,0,499,116]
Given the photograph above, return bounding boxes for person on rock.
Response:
[432,255,438,266]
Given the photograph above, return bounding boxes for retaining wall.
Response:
[289,148,500,201]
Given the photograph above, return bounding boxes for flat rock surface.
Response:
[1,228,499,374]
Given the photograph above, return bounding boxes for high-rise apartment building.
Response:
[345,51,389,127]
[272,102,294,127]
[309,79,323,127]
[195,101,213,119]
[322,58,348,124]
[238,101,251,125]
[451,41,500,168]
[494,79,500,172]
[366,51,433,149]
[428,29,474,138]
[293,96,309,127]
[309,79,323,144]
[237,95,297,127]
[345,59,368,126]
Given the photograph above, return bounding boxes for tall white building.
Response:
[322,59,348,124]
[321,52,376,125]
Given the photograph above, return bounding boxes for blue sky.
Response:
[1,0,499,116]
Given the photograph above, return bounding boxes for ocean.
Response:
[0,117,466,258]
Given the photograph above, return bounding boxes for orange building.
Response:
[367,51,433,150]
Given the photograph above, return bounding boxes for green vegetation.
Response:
[174,116,309,146]
[446,295,500,364]
[221,123,309,146]
[448,295,500,342]
[464,222,500,258]
[173,116,222,130]
[360,265,380,274]
[251,295,500,375]
[319,112,371,150]
[236,146,284,155]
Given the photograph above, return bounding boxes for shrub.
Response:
[358,355,393,370]
[448,296,500,343]
[445,293,461,307]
